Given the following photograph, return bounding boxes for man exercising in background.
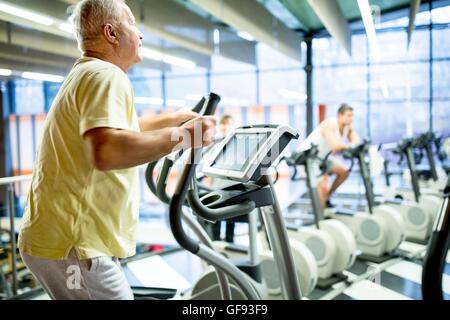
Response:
[300,104,360,209]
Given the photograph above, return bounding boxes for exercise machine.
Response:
[375,139,436,243]
[178,124,304,299]
[280,145,357,288]
[383,137,441,243]
[413,132,448,192]
[422,176,450,300]
[326,141,405,262]
[147,125,318,297]
[139,93,260,299]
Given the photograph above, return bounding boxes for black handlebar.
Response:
[192,96,207,113]
[145,161,158,196]
[155,157,176,204]
[341,139,371,160]
[169,93,221,254]
[145,92,220,204]
[422,176,450,300]
[340,139,371,173]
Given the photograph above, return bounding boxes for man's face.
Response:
[219,119,234,136]
[339,110,353,126]
[116,4,144,68]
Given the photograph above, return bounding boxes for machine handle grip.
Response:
[155,157,174,204]
[145,92,220,202]
[169,93,221,254]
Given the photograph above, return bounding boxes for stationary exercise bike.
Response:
[413,132,449,192]
[147,124,319,297]
[174,124,304,299]
[279,145,357,288]
[325,140,405,263]
[383,137,441,243]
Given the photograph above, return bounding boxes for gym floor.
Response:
[27,174,449,301]
[25,240,449,301]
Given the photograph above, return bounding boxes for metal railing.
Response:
[0,174,32,297]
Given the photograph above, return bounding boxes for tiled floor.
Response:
[120,173,449,301]
[120,242,450,300]
[16,234,450,301]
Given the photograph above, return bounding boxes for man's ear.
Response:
[103,24,119,44]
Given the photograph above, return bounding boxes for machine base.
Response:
[316,272,348,289]
[357,252,397,263]
[405,237,429,245]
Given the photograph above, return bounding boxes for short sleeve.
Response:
[77,68,133,136]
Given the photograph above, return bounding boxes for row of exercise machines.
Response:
[274,131,448,292]
[137,92,449,300]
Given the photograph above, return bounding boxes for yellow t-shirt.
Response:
[18,57,140,260]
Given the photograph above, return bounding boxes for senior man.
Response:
[18,0,216,300]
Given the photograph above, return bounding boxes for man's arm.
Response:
[321,123,350,153]
[84,127,179,171]
[139,110,198,131]
[348,126,361,144]
[84,116,216,171]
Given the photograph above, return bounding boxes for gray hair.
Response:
[70,0,125,51]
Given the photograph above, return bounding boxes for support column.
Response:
[0,82,13,214]
[305,37,314,136]
[429,1,433,132]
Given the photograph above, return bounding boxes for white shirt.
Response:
[300,117,349,159]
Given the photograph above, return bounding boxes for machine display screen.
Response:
[212,132,270,172]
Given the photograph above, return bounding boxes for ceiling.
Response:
[0,0,443,80]
[272,0,413,32]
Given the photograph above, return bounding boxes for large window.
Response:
[130,77,163,115]
[376,29,429,63]
[14,80,45,115]
[313,34,369,138]
[314,64,368,138]
[313,34,367,66]
[45,83,62,112]
[314,65,367,103]
[259,69,306,105]
[433,61,450,99]
[257,43,303,70]
[312,5,450,142]
[210,73,258,109]
[165,75,207,107]
[432,27,450,58]
[370,63,430,101]
[431,22,450,135]
[369,61,431,142]
[433,102,450,135]
[371,102,430,143]
[211,55,256,73]
[432,2,450,23]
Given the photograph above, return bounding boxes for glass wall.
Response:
[313,5,450,143]
[432,2,450,134]
[210,72,257,114]
[14,80,45,115]
[257,44,306,136]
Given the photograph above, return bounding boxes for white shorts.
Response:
[312,156,346,178]
[21,248,133,300]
